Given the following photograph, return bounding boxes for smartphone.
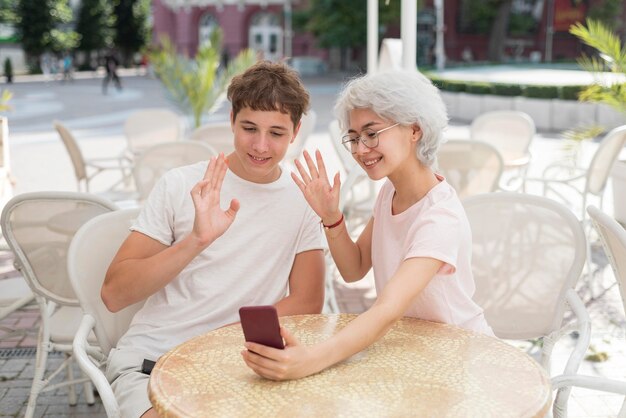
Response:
[238,305,285,349]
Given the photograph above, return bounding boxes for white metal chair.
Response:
[133,141,217,201]
[68,208,144,418]
[285,110,317,162]
[550,206,626,418]
[470,110,535,191]
[463,192,590,416]
[0,192,118,418]
[437,139,504,198]
[53,121,134,200]
[535,125,626,222]
[124,108,182,157]
[189,121,234,155]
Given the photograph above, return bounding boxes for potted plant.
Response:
[3,58,13,84]
[570,19,626,224]
[148,29,256,129]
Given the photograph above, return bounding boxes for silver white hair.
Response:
[334,70,448,167]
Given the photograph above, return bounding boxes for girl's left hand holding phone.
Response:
[241,326,321,381]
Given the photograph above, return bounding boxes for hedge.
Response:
[426,73,589,101]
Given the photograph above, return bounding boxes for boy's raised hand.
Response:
[291,150,341,224]
[190,154,240,247]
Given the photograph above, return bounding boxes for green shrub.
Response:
[465,82,492,94]
[492,83,523,96]
[523,85,559,99]
[559,85,587,101]
[442,79,467,92]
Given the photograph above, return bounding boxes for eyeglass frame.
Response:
[340,122,400,154]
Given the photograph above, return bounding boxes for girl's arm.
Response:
[241,256,444,380]
[291,150,372,282]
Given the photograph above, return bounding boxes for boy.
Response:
[102,61,325,417]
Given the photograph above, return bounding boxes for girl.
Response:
[241,70,494,381]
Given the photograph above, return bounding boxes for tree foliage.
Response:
[149,30,257,129]
[76,0,114,53]
[570,19,626,114]
[113,0,150,65]
[0,0,17,24]
[294,0,403,50]
[16,0,77,61]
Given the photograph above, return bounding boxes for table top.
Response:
[149,314,551,418]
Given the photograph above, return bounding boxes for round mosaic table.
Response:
[149,314,551,417]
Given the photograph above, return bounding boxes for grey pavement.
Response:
[0,69,624,417]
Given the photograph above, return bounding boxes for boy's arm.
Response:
[102,155,239,312]
[101,231,208,313]
[274,249,325,316]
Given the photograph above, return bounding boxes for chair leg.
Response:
[83,377,96,405]
[25,331,49,418]
[65,353,77,406]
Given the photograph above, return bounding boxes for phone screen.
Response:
[239,305,285,349]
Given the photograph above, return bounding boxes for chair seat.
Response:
[50,303,98,344]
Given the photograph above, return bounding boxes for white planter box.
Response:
[551,100,597,131]
[597,104,626,130]
[440,91,459,120]
[456,93,484,123]
[513,97,552,131]
[612,160,626,225]
[482,95,514,113]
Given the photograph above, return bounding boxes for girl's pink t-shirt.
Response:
[371,176,494,336]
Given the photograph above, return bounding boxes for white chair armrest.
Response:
[552,374,626,394]
[551,289,592,418]
[73,314,121,418]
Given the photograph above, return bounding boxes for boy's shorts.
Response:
[105,348,154,418]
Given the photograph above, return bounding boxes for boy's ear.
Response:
[230,110,236,132]
[291,120,302,144]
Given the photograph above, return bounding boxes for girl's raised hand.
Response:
[190,154,240,247]
[291,149,341,224]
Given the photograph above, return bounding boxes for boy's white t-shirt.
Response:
[116,162,323,358]
[371,176,494,336]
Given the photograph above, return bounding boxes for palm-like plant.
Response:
[570,19,626,114]
[0,89,12,112]
[149,29,256,129]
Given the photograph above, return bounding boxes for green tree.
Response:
[16,0,77,68]
[0,0,17,25]
[113,0,150,66]
[570,19,626,115]
[149,30,256,129]
[294,0,405,70]
[76,0,114,55]
[588,0,623,31]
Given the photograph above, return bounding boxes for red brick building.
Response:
[152,0,626,67]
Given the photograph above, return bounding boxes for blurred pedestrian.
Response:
[61,52,73,83]
[103,50,122,94]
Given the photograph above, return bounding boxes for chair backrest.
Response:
[470,110,535,163]
[53,121,87,182]
[68,208,144,355]
[124,109,182,154]
[189,122,234,155]
[586,125,626,196]
[0,192,118,306]
[587,206,626,315]
[285,110,317,161]
[328,119,357,173]
[133,141,217,200]
[463,192,586,340]
[437,140,504,197]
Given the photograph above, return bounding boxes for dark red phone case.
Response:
[239,305,285,349]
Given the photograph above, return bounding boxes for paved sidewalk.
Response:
[0,71,625,417]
